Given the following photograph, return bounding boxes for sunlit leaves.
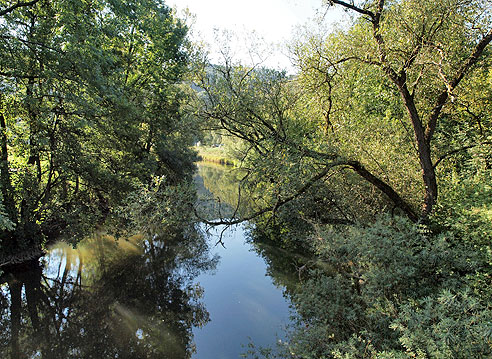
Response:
[0,0,195,244]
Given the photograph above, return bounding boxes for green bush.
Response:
[248,212,492,358]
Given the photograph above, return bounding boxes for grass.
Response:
[194,145,238,166]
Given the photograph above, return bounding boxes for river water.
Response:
[191,224,291,359]
[193,162,293,358]
[0,162,294,359]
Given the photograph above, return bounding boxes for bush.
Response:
[247,213,492,358]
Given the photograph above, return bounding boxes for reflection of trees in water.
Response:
[195,163,248,219]
[248,237,301,296]
[0,225,217,359]
[198,163,300,300]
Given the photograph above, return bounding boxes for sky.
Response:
[167,0,344,71]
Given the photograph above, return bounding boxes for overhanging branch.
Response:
[0,0,40,16]
[196,161,352,226]
[346,160,419,222]
[196,155,419,226]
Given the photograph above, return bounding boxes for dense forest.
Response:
[1,0,492,358]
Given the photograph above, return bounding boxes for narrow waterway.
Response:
[192,224,291,359]
[192,162,293,358]
[0,162,295,358]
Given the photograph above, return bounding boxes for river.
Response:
[0,162,295,359]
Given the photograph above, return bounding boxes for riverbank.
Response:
[195,145,238,166]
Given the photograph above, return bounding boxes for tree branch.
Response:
[425,28,492,144]
[196,161,351,226]
[329,0,375,19]
[346,160,419,222]
[0,0,40,16]
[197,155,419,226]
[433,141,492,169]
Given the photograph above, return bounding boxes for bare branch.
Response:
[329,0,375,19]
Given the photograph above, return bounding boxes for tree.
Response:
[196,0,492,224]
[298,0,492,218]
[0,0,195,254]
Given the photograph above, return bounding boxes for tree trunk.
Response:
[26,77,42,182]
[0,108,17,226]
[398,85,438,219]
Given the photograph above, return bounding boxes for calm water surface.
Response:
[192,224,291,359]
[193,162,292,358]
[0,163,294,358]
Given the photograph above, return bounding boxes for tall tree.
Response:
[0,0,195,254]
[196,0,492,223]
[298,0,492,218]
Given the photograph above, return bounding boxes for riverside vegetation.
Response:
[1,0,492,358]
[0,0,198,257]
[194,1,492,358]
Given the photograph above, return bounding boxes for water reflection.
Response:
[194,162,249,220]
[0,163,298,359]
[191,225,292,359]
[0,226,217,359]
[193,162,297,358]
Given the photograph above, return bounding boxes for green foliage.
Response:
[292,0,492,214]
[0,0,197,251]
[246,203,492,359]
[195,145,238,166]
[114,176,196,238]
[194,0,492,228]
[193,2,492,357]
[391,290,492,359]
[0,193,14,231]
[195,63,389,230]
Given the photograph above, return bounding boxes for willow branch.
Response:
[346,160,418,222]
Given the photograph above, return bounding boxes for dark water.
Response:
[0,163,294,358]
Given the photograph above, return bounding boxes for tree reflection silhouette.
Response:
[0,225,217,359]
